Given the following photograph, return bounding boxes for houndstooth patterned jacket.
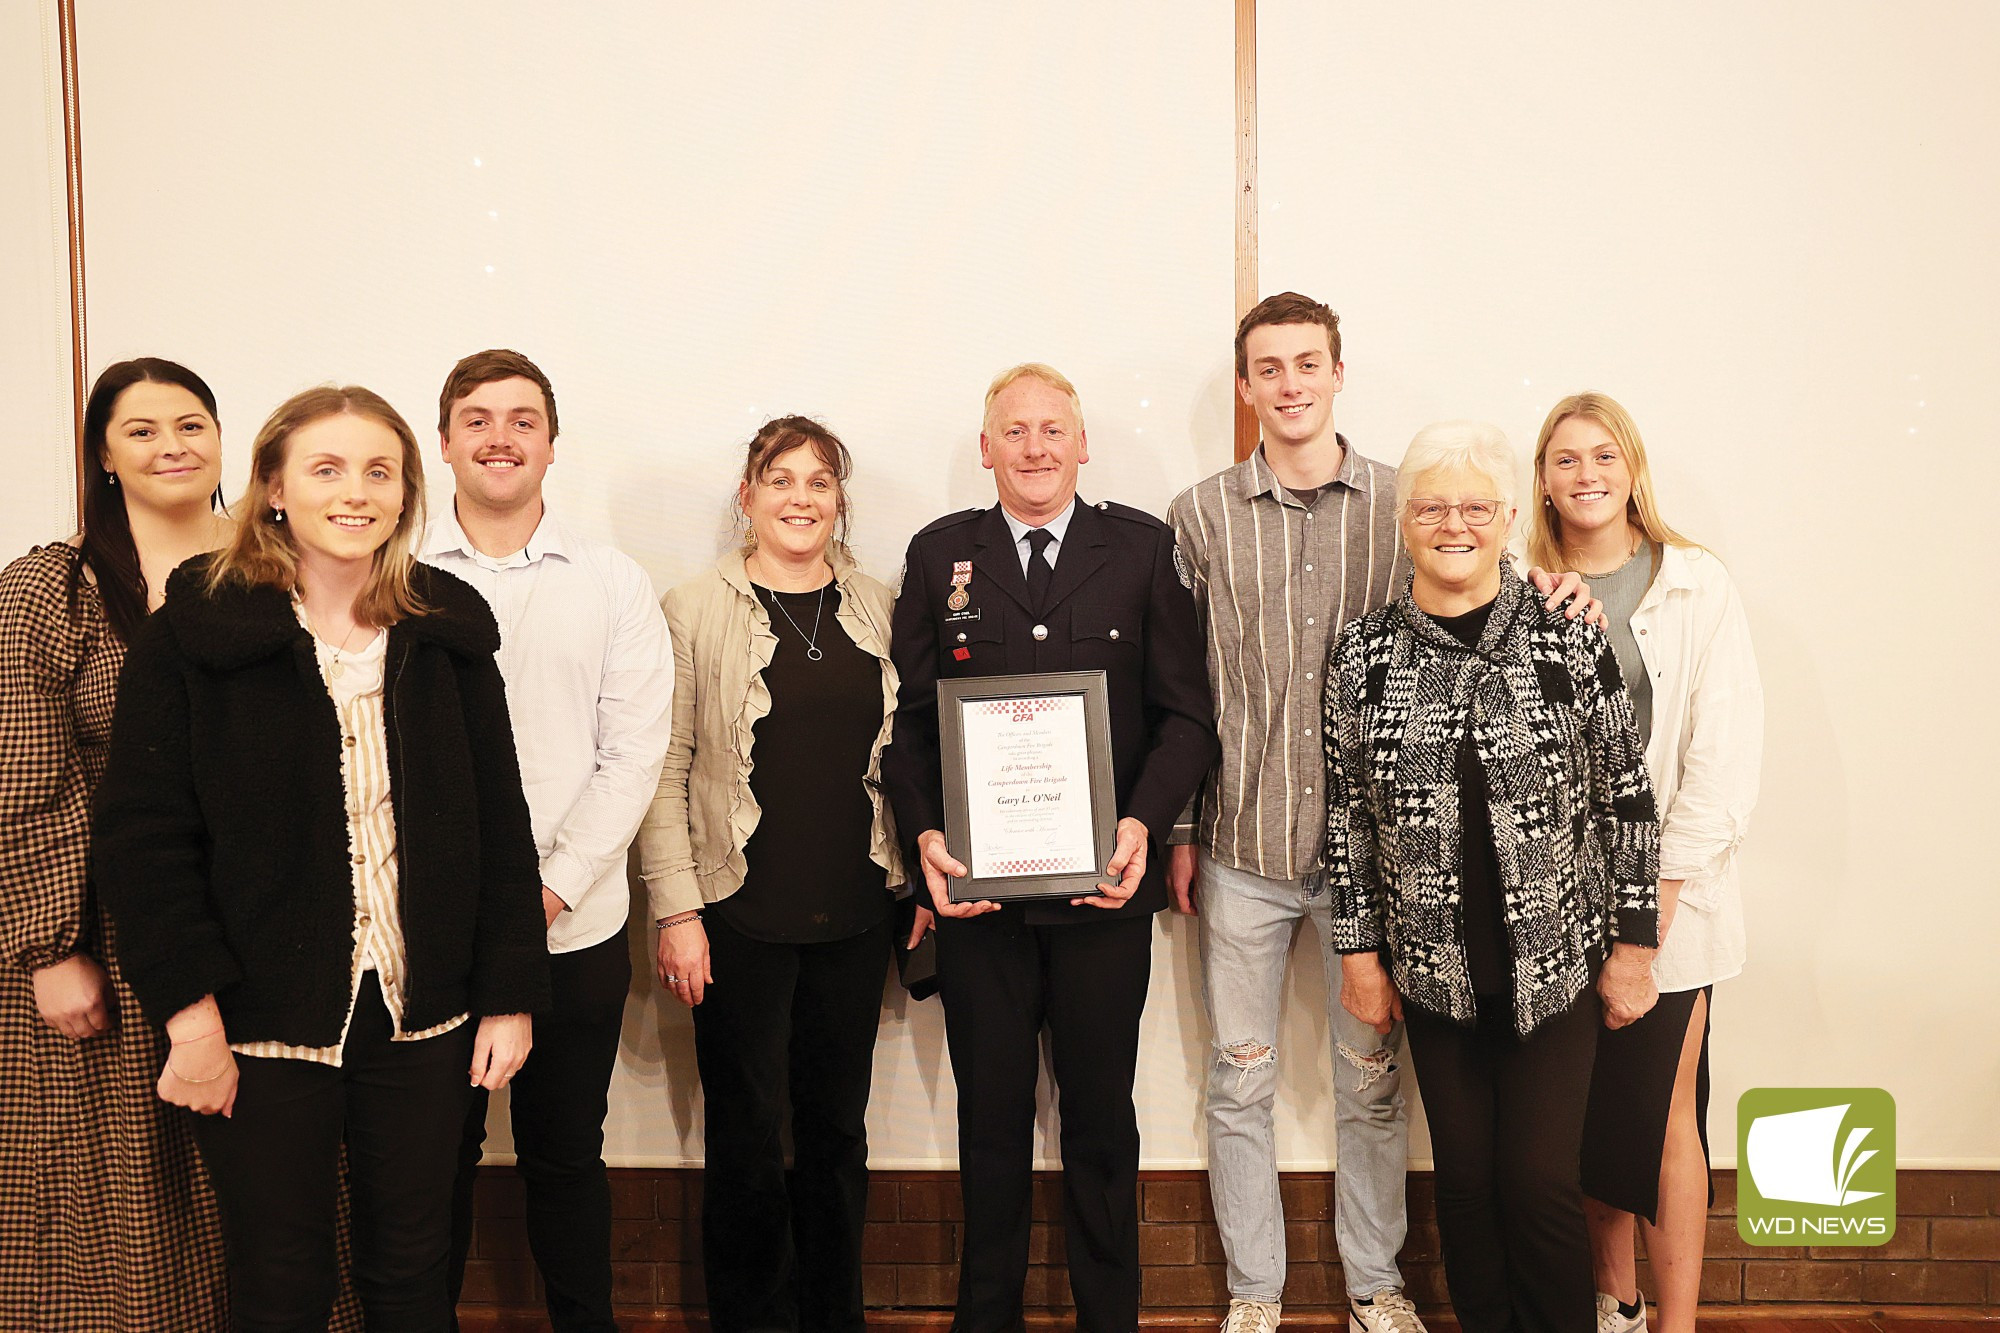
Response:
[1323,564,1660,1036]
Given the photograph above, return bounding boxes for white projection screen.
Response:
[50,1,1999,1170]
[1257,2,2000,1165]
[73,1,1239,1168]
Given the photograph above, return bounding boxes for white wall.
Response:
[1258,0,2000,1166]
[2,2,79,553]
[26,1,1995,1170]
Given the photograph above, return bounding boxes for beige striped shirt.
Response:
[1166,441,1405,881]
[231,612,469,1066]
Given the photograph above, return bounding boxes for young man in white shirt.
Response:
[429,350,674,1333]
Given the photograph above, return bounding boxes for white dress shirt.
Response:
[1000,497,1078,576]
[421,506,674,954]
[1628,542,1763,992]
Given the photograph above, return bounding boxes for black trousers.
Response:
[190,974,474,1333]
[934,910,1153,1333]
[448,931,631,1333]
[692,913,893,1333]
[1403,991,1601,1333]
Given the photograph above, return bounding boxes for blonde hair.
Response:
[1396,420,1520,513]
[1525,392,1695,573]
[207,385,430,627]
[982,362,1085,434]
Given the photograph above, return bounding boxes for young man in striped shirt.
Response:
[1166,293,1588,1333]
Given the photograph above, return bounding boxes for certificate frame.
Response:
[936,670,1118,903]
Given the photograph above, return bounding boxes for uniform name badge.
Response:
[935,670,1119,903]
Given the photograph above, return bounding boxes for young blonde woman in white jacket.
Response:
[1528,393,1763,1333]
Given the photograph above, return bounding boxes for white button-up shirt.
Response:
[1628,542,1763,992]
[421,507,674,954]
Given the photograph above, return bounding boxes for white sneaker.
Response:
[1349,1289,1426,1333]
[1221,1298,1283,1333]
[1595,1291,1649,1333]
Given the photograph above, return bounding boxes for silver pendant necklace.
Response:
[764,583,828,661]
[301,601,365,679]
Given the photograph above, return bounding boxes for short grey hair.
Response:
[1395,420,1520,513]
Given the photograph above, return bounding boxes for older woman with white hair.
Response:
[1323,421,1662,1333]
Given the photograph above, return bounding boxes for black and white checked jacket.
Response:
[1322,564,1660,1036]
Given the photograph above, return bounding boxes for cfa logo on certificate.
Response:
[1736,1088,1896,1245]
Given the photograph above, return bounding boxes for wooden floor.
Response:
[458,1309,1999,1332]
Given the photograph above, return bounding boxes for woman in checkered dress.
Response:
[0,359,232,1330]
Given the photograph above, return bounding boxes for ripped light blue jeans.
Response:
[1197,852,1410,1303]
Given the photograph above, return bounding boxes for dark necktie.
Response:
[1025,527,1055,609]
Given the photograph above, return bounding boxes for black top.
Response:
[723,583,890,943]
[1434,599,1511,998]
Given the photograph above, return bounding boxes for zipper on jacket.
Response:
[387,634,413,999]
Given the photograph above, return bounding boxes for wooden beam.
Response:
[1233,0,1259,462]
[57,0,88,512]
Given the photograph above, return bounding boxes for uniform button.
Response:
[357,911,372,926]
[343,735,357,747]
[1306,617,1316,626]
[352,853,365,866]
[956,632,968,643]
[1304,564,1314,572]
[1638,628,1648,635]
[1109,628,1120,640]
[1032,624,1048,641]
[1096,500,1108,509]
[1306,671,1315,680]
[1305,786,1313,796]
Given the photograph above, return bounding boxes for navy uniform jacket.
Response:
[881,498,1219,924]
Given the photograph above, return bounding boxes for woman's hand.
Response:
[906,905,934,951]
[656,916,712,1007]
[1598,943,1659,1029]
[469,1013,533,1090]
[918,830,1000,918]
[33,953,113,1039]
[1340,952,1403,1035]
[158,996,236,1116]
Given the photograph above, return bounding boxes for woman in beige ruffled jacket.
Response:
[638,415,919,1333]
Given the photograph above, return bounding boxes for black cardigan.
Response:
[94,557,550,1046]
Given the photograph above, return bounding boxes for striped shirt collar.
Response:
[1235,436,1373,505]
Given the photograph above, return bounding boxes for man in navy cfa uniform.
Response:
[883,363,1219,1333]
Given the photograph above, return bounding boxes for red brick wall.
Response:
[457,1167,2000,1314]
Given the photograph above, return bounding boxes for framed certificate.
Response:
[937,670,1119,903]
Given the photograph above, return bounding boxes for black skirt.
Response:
[1579,985,1713,1223]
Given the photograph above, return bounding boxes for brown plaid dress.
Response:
[0,543,228,1331]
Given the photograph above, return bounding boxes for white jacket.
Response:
[1629,544,1763,992]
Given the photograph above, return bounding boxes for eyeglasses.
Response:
[1407,499,1503,527]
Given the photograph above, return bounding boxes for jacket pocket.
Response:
[1070,602,1142,648]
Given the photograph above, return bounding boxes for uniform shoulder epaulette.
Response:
[916,507,986,537]
[1089,498,1170,531]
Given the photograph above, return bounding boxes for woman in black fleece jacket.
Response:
[94,385,549,1332]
